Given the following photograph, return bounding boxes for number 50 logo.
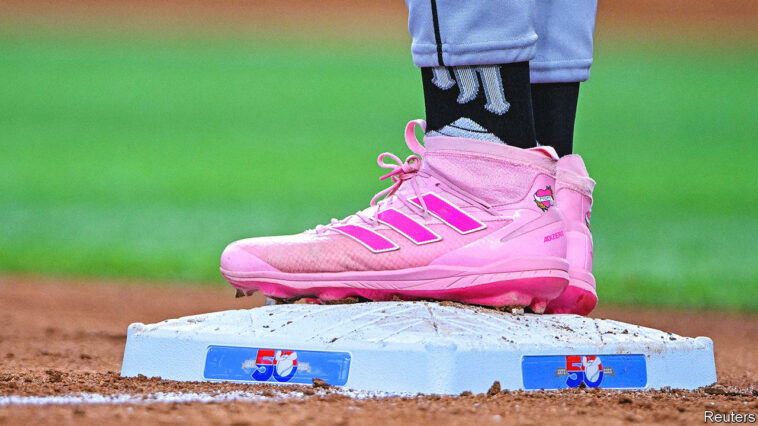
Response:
[252,349,298,382]
[565,355,604,388]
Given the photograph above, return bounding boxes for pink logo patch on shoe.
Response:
[408,192,486,234]
[332,225,399,253]
[534,186,555,212]
[378,208,442,245]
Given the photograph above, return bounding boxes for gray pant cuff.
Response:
[529,59,593,83]
[411,35,538,68]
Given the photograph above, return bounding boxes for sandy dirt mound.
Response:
[1,276,756,424]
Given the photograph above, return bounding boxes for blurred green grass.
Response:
[1,29,756,309]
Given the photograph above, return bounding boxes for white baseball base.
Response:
[121,302,716,394]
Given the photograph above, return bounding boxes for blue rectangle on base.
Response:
[522,354,647,390]
[204,346,351,386]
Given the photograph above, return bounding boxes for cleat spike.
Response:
[511,306,525,315]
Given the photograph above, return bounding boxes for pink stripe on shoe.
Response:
[332,225,399,253]
[378,208,441,245]
[408,193,486,234]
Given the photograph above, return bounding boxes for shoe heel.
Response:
[546,273,597,315]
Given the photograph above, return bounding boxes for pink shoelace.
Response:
[314,120,495,234]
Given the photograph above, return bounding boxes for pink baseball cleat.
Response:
[221,120,570,311]
[544,154,597,315]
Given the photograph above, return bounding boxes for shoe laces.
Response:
[314,120,495,233]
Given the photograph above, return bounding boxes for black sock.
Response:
[421,62,536,149]
[531,82,580,157]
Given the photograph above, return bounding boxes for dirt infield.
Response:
[1,276,756,424]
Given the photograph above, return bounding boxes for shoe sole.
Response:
[544,269,597,315]
[222,257,569,313]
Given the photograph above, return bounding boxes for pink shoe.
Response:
[544,154,597,315]
[220,120,569,311]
